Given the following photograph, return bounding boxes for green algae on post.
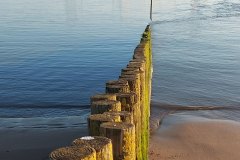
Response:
[88,114,121,136]
[100,122,136,160]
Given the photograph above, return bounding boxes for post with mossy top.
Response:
[72,136,113,160]
[90,100,121,115]
[118,75,143,160]
[100,122,136,160]
[88,114,121,136]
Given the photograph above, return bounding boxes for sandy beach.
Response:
[149,114,240,160]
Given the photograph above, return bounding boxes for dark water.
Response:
[0,0,239,128]
[0,0,150,124]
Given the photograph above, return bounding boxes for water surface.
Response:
[151,0,240,121]
[0,0,240,128]
[0,0,150,123]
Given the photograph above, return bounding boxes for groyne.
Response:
[49,25,152,160]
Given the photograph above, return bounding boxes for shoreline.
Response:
[1,103,240,160]
[149,112,240,160]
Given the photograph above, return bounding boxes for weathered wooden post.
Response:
[106,79,130,93]
[88,114,121,136]
[72,136,113,160]
[100,122,135,160]
[90,94,116,103]
[114,92,136,111]
[104,111,133,123]
[126,25,151,160]
[119,72,143,160]
[49,146,96,160]
[133,44,146,60]
[91,100,121,114]
[121,67,140,73]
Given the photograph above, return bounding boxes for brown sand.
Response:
[149,119,240,160]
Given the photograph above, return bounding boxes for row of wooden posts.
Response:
[49,25,152,160]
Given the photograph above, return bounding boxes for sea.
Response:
[0,0,239,129]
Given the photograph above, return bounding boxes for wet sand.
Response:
[149,113,240,160]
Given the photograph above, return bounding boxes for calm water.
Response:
[151,0,240,121]
[152,0,240,106]
[0,0,150,123]
[0,0,239,128]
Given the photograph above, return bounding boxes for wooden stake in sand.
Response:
[100,122,135,160]
[49,146,96,160]
[72,136,113,160]
[88,114,121,136]
[91,100,121,114]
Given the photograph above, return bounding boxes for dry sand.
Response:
[149,119,240,160]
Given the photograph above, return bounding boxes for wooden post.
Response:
[128,50,150,160]
[91,100,121,114]
[88,114,121,136]
[128,62,145,70]
[72,136,113,160]
[104,111,134,124]
[129,58,146,63]
[106,79,130,93]
[115,92,137,112]
[133,46,146,60]
[121,67,139,73]
[100,122,135,160]
[49,146,96,160]
[106,79,128,86]
[119,73,142,160]
[127,62,146,79]
[90,94,116,103]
